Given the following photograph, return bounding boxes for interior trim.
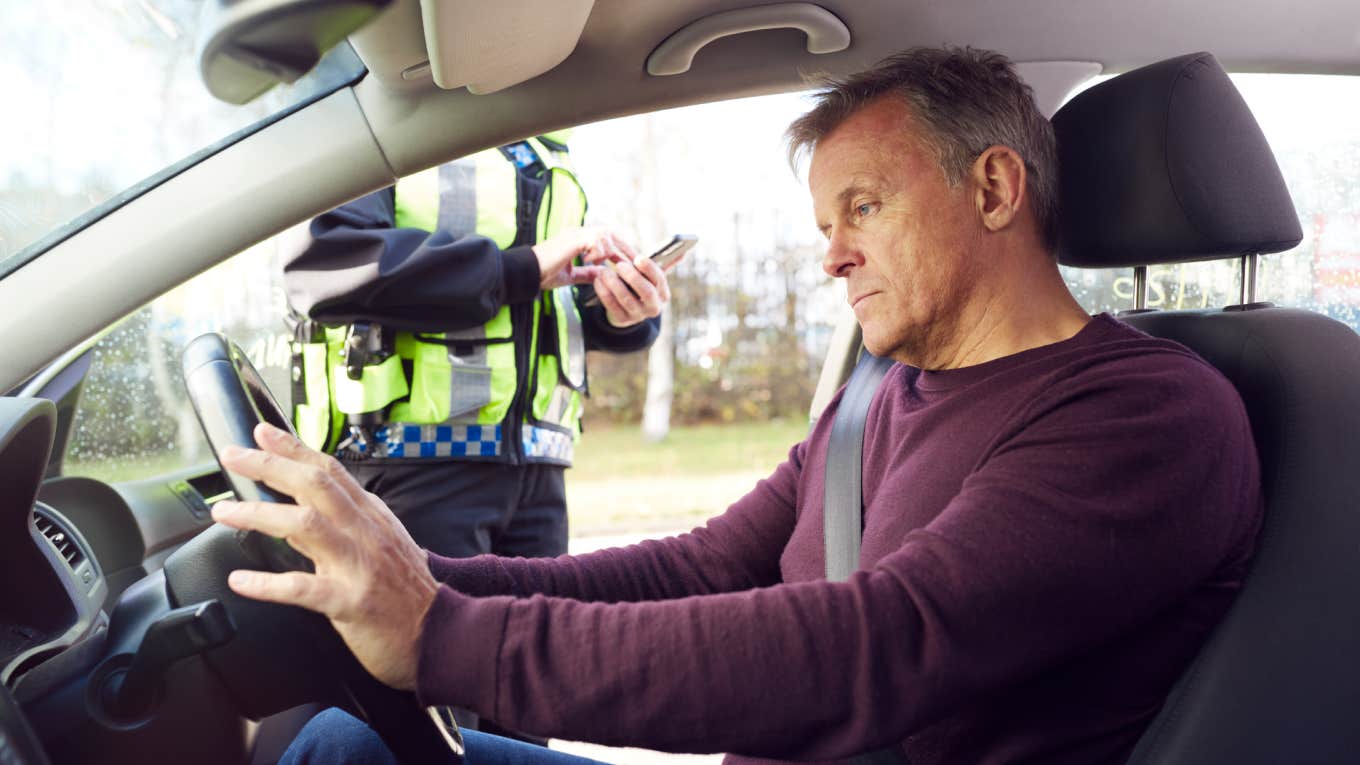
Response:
[809,303,860,427]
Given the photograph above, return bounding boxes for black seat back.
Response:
[1055,54,1360,763]
[1120,308,1360,763]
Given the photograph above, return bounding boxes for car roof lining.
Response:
[350,0,1360,176]
[355,0,1360,100]
[1,0,1358,391]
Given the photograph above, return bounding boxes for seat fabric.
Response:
[1053,52,1360,763]
[1121,308,1360,764]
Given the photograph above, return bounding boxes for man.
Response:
[220,47,1262,763]
[283,134,672,563]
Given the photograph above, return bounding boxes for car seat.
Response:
[1053,52,1360,764]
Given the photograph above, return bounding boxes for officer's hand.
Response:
[532,227,639,291]
[210,423,437,692]
[595,251,676,328]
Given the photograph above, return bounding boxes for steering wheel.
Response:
[177,332,462,763]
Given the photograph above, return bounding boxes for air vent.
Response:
[33,508,86,571]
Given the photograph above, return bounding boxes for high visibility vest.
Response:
[291,137,589,465]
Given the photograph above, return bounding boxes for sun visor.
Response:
[417,0,595,94]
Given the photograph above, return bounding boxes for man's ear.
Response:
[970,146,1027,233]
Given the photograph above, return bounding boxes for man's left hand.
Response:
[594,254,675,327]
[210,423,437,691]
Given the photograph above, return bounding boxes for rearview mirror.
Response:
[198,0,391,105]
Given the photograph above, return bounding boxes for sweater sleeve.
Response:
[283,188,541,332]
[415,362,1260,760]
[425,441,805,600]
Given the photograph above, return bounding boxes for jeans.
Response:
[278,708,609,765]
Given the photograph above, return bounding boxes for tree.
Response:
[635,115,675,441]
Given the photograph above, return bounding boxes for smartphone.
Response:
[648,233,698,269]
[581,234,696,307]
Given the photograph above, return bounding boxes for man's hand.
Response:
[532,227,639,291]
[210,423,437,691]
[594,253,676,328]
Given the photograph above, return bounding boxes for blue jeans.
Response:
[278,708,608,765]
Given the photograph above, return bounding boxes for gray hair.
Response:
[786,47,1059,251]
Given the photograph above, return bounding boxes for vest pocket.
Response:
[447,354,493,420]
[393,340,497,425]
[332,354,409,415]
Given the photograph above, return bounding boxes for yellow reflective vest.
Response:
[292,137,589,465]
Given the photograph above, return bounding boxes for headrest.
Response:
[1053,52,1302,268]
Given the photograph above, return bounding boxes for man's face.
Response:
[809,96,985,366]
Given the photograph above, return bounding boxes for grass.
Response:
[63,419,810,539]
[566,419,809,537]
[570,419,808,481]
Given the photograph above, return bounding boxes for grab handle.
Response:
[646,2,850,76]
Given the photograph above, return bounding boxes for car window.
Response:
[55,74,1358,512]
[1061,74,1360,324]
[573,94,839,378]
[565,94,837,540]
[63,234,297,482]
[0,1,364,278]
[59,90,830,510]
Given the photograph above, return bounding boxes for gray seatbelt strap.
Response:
[824,351,894,581]
[823,350,908,765]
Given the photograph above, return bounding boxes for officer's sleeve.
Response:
[575,287,661,353]
[283,187,542,332]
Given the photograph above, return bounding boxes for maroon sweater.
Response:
[416,314,1262,763]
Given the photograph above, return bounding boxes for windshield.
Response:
[0,0,365,277]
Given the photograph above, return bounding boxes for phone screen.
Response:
[649,234,698,269]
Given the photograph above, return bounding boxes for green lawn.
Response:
[566,419,809,537]
[64,419,810,539]
[570,419,808,481]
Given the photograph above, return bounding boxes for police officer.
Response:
[282,133,670,562]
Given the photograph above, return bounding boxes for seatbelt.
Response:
[823,349,908,765]
[824,350,894,581]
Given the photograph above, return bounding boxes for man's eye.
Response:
[854,202,877,218]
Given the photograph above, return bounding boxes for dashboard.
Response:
[1,349,437,765]
[1,502,106,705]
[0,397,258,765]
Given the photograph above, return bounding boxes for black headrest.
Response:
[1053,52,1302,268]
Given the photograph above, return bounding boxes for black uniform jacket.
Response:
[283,186,659,353]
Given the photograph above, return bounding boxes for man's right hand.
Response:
[532,227,639,290]
[210,423,438,692]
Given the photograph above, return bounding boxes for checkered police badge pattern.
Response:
[522,425,574,463]
[381,423,502,458]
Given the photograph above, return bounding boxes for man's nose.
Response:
[822,231,861,278]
